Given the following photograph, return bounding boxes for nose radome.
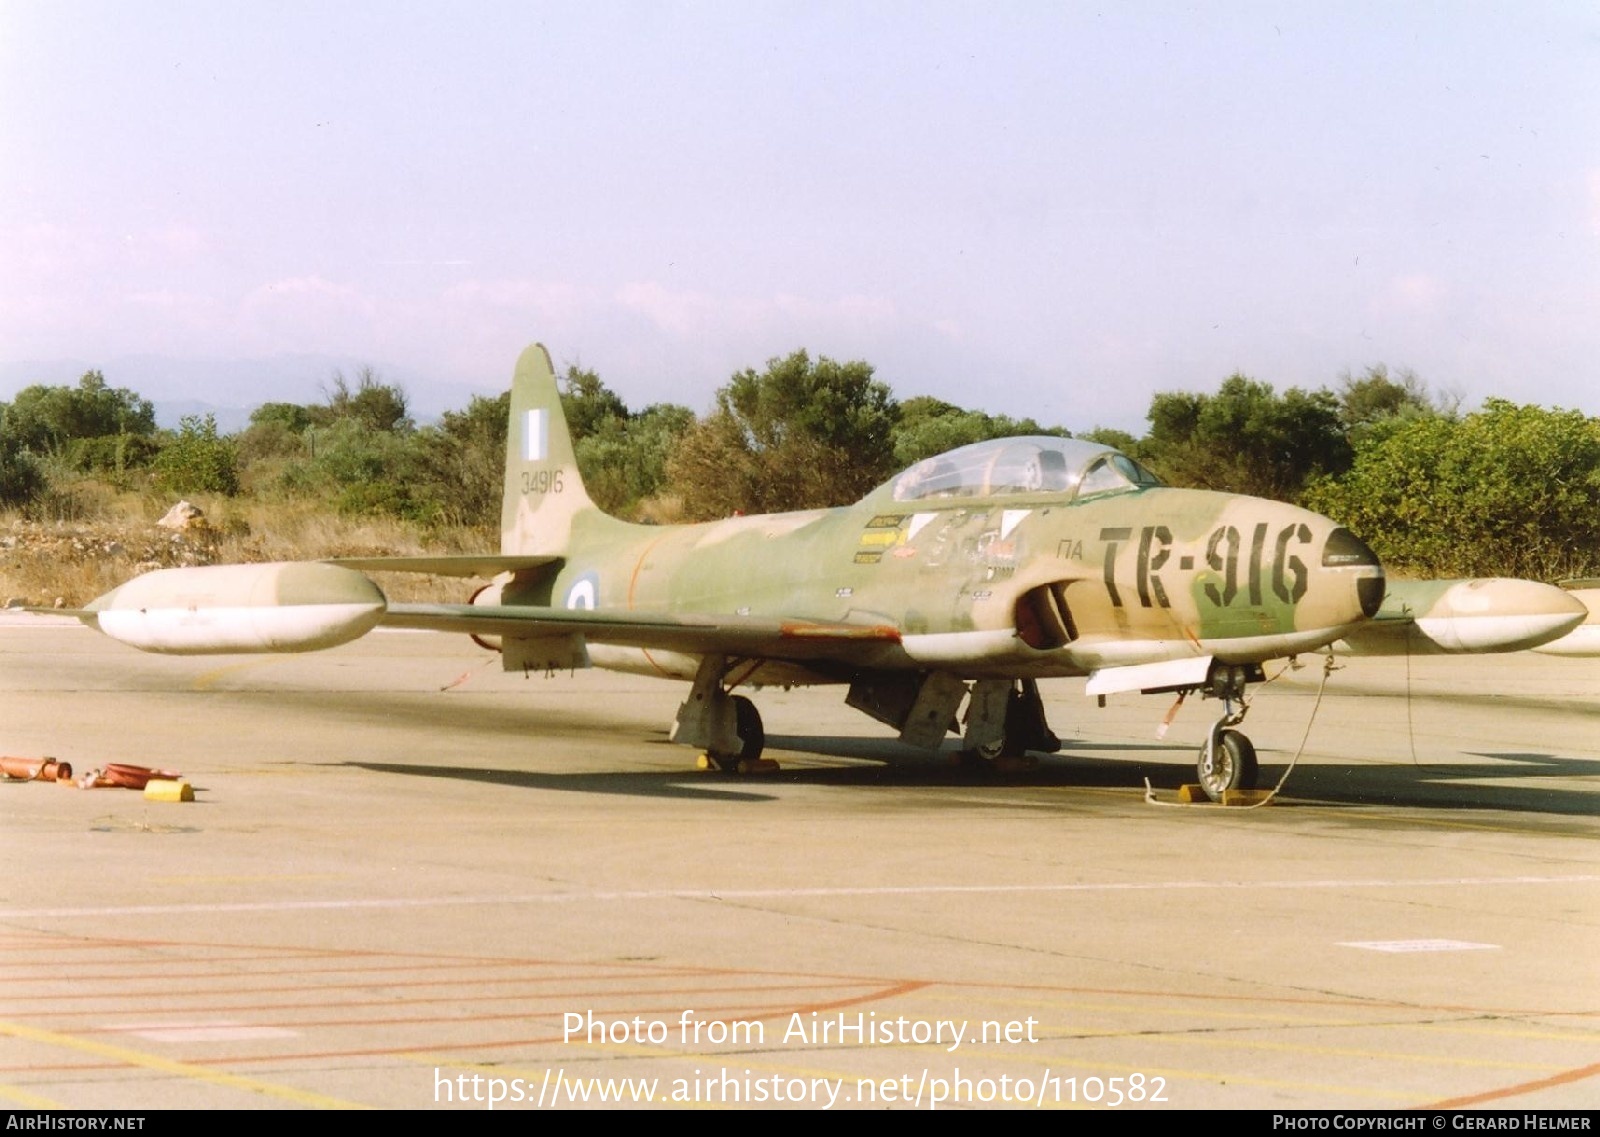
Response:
[1320,527,1385,619]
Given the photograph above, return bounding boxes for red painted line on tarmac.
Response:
[65,991,889,1036]
[0,956,586,986]
[25,982,864,1024]
[0,969,763,1007]
[1428,1061,1600,1108]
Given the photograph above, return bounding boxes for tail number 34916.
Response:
[521,469,565,495]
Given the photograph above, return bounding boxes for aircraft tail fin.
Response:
[501,343,603,556]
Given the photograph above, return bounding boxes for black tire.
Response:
[706,696,764,771]
[1196,728,1258,802]
[730,695,765,767]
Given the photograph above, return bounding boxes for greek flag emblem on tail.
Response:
[523,409,548,462]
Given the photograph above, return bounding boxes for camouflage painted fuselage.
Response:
[497,420,1382,686]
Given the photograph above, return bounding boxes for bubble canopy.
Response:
[883,436,1163,504]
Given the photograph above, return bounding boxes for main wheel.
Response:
[974,735,1008,761]
[707,695,766,771]
[731,695,764,765]
[1196,728,1258,802]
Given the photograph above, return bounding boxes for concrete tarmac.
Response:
[0,615,1595,1111]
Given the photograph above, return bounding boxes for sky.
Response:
[2,1,1596,432]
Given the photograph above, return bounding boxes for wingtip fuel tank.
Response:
[85,562,387,654]
[1337,577,1587,655]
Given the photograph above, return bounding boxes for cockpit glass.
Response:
[888,437,1161,502]
[1077,453,1163,499]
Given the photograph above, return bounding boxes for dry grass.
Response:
[1,484,498,607]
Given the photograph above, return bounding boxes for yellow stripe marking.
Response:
[0,1019,367,1109]
[0,1083,62,1108]
[192,658,282,691]
[151,873,344,885]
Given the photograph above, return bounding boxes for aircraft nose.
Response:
[1321,527,1385,619]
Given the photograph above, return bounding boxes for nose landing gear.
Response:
[1193,664,1262,803]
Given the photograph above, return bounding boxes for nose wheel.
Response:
[1197,726,1258,802]
[1189,665,1263,802]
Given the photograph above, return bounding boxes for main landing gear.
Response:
[959,678,1062,769]
[673,655,775,773]
[711,694,766,771]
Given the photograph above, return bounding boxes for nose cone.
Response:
[1321,528,1385,619]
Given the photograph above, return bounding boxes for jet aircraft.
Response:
[73,344,1587,801]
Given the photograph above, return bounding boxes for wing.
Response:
[325,555,561,577]
[384,602,903,663]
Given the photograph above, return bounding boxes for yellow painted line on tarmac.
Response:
[0,1019,367,1109]
[192,658,282,691]
[0,1082,62,1108]
[151,873,345,885]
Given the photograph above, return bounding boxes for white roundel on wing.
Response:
[565,575,598,609]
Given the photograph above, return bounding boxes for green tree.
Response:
[152,415,240,496]
[668,350,899,518]
[891,395,1066,466]
[322,367,411,433]
[548,366,692,516]
[409,392,511,529]
[1,370,156,453]
[1305,400,1600,579]
[1139,375,1350,501]
[560,365,629,441]
[1336,365,1454,447]
[0,430,45,508]
[575,401,694,515]
[236,401,319,466]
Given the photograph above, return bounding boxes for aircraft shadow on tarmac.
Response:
[345,743,1598,818]
[247,684,1596,816]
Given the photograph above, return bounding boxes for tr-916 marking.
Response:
[1102,523,1312,609]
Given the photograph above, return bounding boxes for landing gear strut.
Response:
[1194,665,1261,802]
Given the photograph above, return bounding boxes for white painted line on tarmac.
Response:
[1339,939,1500,952]
[3,874,1594,919]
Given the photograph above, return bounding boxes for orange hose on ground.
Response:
[101,764,182,790]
